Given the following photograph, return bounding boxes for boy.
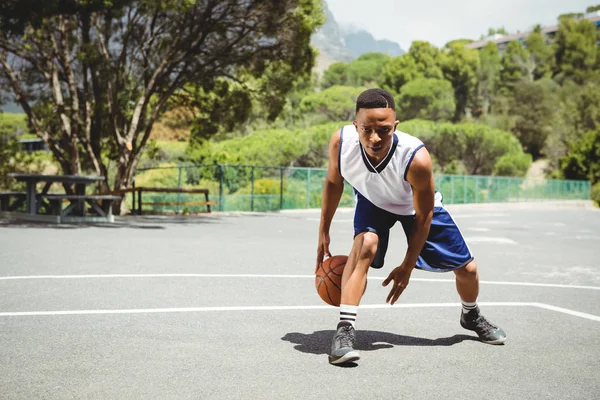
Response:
[316,88,506,365]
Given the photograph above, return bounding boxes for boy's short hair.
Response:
[355,88,396,113]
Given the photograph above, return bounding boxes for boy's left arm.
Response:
[382,147,435,304]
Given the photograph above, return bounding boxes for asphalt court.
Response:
[0,204,599,399]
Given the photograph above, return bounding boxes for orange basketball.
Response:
[315,255,347,306]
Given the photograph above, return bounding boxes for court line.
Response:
[463,237,517,245]
[0,302,598,322]
[451,213,510,218]
[1,274,599,291]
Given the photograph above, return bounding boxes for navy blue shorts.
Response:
[353,192,473,272]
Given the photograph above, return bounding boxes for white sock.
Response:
[462,301,478,314]
[339,304,358,327]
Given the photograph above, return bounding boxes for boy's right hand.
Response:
[316,232,332,272]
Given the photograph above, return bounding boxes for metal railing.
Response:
[132,164,591,213]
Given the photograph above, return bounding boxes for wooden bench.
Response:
[43,194,121,218]
[0,192,26,212]
[114,187,215,215]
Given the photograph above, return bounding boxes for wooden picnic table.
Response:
[113,187,215,214]
[7,173,108,216]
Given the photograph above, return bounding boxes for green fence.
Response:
[132,164,591,213]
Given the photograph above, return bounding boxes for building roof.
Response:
[467,15,600,50]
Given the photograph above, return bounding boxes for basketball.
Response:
[315,255,347,306]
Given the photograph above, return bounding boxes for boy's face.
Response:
[353,108,399,160]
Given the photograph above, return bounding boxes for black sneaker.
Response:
[460,306,507,344]
[329,321,360,365]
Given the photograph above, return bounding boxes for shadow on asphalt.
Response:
[282,330,477,356]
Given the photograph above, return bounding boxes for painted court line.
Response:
[464,237,517,244]
[0,302,598,322]
[451,213,510,219]
[1,274,599,291]
[464,227,491,232]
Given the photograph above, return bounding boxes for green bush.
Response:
[397,78,455,121]
[300,85,365,121]
[591,182,600,206]
[494,152,533,177]
[560,128,600,184]
[0,113,55,190]
[397,120,530,176]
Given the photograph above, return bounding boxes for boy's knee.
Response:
[358,231,379,259]
[454,260,478,278]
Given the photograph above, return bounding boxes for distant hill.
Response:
[341,26,404,59]
[310,3,354,74]
[311,1,404,74]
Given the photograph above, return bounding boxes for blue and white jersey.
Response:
[338,124,433,216]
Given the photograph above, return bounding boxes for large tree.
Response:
[477,42,501,116]
[397,78,455,122]
[544,81,600,172]
[408,41,444,79]
[525,27,554,80]
[300,85,365,121]
[499,40,530,94]
[440,42,479,121]
[0,0,322,204]
[378,54,420,95]
[346,52,391,87]
[553,16,598,84]
[560,128,600,184]
[378,41,443,96]
[321,62,349,89]
[509,78,559,158]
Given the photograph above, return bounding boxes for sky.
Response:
[326,0,599,50]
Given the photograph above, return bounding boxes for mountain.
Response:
[310,3,354,74]
[341,26,404,59]
[311,2,404,74]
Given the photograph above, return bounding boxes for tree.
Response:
[493,27,508,36]
[558,13,584,21]
[321,62,349,88]
[397,120,530,176]
[477,42,501,116]
[0,0,323,207]
[186,79,253,144]
[587,5,600,13]
[509,78,559,158]
[0,112,49,189]
[445,39,474,48]
[524,31,554,80]
[544,81,600,172]
[300,85,365,121]
[397,78,455,122]
[346,52,390,87]
[408,41,444,79]
[378,41,443,95]
[499,40,530,93]
[460,123,527,175]
[378,54,420,95]
[560,129,600,184]
[440,42,479,121]
[480,27,509,39]
[553,16,598,84]
[494,152,532,177]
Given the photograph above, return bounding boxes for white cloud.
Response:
[325,0,598,50]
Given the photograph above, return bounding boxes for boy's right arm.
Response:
[316,130,345,270]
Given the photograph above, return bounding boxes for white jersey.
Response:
[338,124,426,215]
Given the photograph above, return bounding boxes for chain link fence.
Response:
[131,164,591,214]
